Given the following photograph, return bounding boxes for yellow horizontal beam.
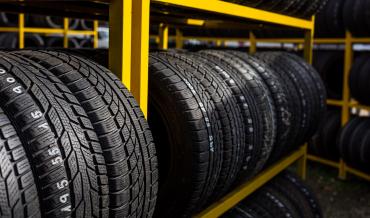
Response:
[349,101,370,111]
[186,18,205,26]
[346,166,370,182]
[307,155,340,168]
[152,0,314,30]
[0,27,94,35]
[0,27,19,32]
[327,99,343,107]
[194,147,305,218]
[256,38,304,43]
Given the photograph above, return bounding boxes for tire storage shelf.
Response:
[251,32,370,182]
[0,13,99,48]
[0,1,317,217]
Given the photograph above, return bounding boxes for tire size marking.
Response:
[59,193,71,212]
[183,78,214,152]
[31,111,43,119]
[6,77,15,83]
[38,123,49,130]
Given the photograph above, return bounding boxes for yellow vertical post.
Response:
[18,13,25,49]
[63,18,69,48]
[216,40,223,47]
[249,31,256,54]
[175,28,183,49]
[297,144,308,180]
[93,20,99,48]
[339,31,353,180]
[132,0,150,117]
[159,23,169,50]
[109,0,132,90]
[303,16,315,64]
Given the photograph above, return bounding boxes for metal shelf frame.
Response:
[0,1,316,217]
[0,13,99,49]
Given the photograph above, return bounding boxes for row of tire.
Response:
[313,51,370,106]
[71,48,326,217]
[310,109,370,173]
[223,0,328,18]
[225,171,322,218]
[0,12,95,30]
[0,50,158,217]
[148,50,326,216]
[316,0,370,37]
[0,33,93,49]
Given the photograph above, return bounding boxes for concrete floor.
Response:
[305,163,370,218]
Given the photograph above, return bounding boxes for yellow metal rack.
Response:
[0,13,99,49]
[0,1,316,217]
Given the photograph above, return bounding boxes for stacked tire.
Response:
[224,171,322,218]
[147,50,325,217]
[0,50,158,217]
[316,0,370,37]
[309,108,342,160]
[223,0,328,18]
[313,51,344,100]
[349,54,370,105]
[338,117,370,173]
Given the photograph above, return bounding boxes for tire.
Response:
[167,52,245,203]
[255,52,311,153]
[200,50,276,174]
[149,52,223,217]
[81,20,94,30]
[13,50,159,217]
[284,53,327,140]
[46,37,80,48]
[349,55,370,105]
[0,52,108,217]
[338,117,363,164]
[228,51,293,164]
[348,119,370,170]
[313,51,344,99]
[0,33,44,49]
[271,171,322,218]
[29,15,79,30]
[190,52,258,179]
[0,108,41,217]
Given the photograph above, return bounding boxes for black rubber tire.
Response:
[80,20,94,30]
[0,12,18,27]
[0,108,41,218]
[13,50,159,217]
[0,52,108,217]
[313,51,344,99]
[190,52,257,179]
[149,52,223,217]
[229,51,293,164]
[338,117,363,164]
[0,33,44,49]
[349,55,370,104]
[283,172,322,217]
[46,37,80,48]
[360,129,370,165]
[271,171,322,218]
[255,52,313,154]
[200,50,276,174]
[348,119,370,169]
[28,15,79,30]
[284,53,327,140]
[166,53,245,203]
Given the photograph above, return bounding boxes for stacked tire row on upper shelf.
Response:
[0,12,98,48]
[308,0,370,174]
